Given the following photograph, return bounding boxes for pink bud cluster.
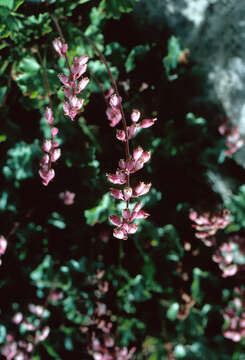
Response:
[218,118,244,157]
[223,287,245,342]
[189,209,230,246]
[59,190,76,205]
[106,91,156,240]
[213,235,245,277]
[82,272,136,360]
[39,108,61,186]
[53,38,89,121]
[105,89,157,136]
[1,304,50,360]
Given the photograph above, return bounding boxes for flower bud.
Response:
[77,77,89,92]
[127,125,137,139]
[122,209,131,220]
[139,118,157,128]
[51,148,61,162]
[51,127,59,137]
[116,130,126,141]
[123,187,132,201]
[110,215,122,227]
[45,107,53,125]
[109,94,119,107]
[133,146,143,161]
[141,151,151,163]
[42,139,52,153]
[131,109,141,123]
[113,228,126,240]
[58,73,70,86]
[110,188,124,200]
[128,224,138,234]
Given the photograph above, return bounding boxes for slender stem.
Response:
[36,46,54,173]
[50,13,72,74]
[0,67,12,108]
[81,34,131,211]
[36,46,53,110]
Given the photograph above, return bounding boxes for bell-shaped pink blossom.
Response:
[127,125,137,139]
[116,129,126,141]
[113,228,127,240]
[77,77,89,93]
[131,109,141,123]
[51,148,61,162]
[107,171,126,185]
[128,224,138,234]
[110,215,122,227]
[42,139,52,153]
[123,187,132,201]
[133,146,143,161]
[58,73,70,86]
[110,188,124,200]
[134,182,152,197]
[109,94,120,107]
[51,127,59,137]
[53,38,68,57]
[44,107,54,125]
[139,118,157,128]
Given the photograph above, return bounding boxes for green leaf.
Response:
[163,36,182,81]
[100,0,136,19]
[48,212,66,229]
[0,0,14,9]
[191,267,209,304]
[3,140,40,182]
[84,193,113,225]
[0,325,6,344]
[125,44,150,72]
[0,86,7,104]
[167,302,179,321]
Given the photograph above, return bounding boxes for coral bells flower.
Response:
[54,38,89,121]
[39,108,61,186]
[105,89,122,127]
[223,287,245,342]
[106,88,156,240]
[53,38,68,58]
[218,117,244,157]
[59,190,76,205]
[213,235,245,277]
[189,208,230,247]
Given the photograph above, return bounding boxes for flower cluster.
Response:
[1,304,50,360]
[106,91,156,240]
[213,235,245,277]
[106,89,156,136]
[53,38,89,121]
[39,108,61,186]
[218,118,244,157]
[189,208,230,246]
[59,190,76,205]
[223,287,245,342]
[81,272,136,360]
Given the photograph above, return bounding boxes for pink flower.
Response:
[53,38,68,58]
[0,235,7,255]
[59,191,76,205]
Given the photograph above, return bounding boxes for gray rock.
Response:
[134,0,245,164]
